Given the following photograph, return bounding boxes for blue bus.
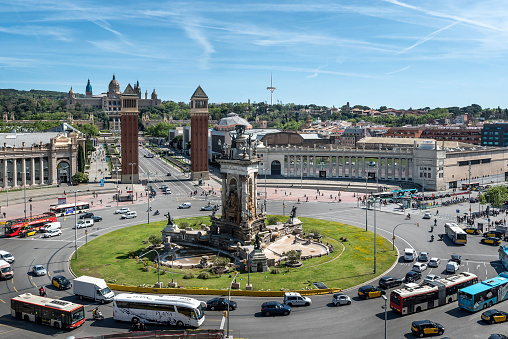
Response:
[499,246,508,270]
[458,272,508,312]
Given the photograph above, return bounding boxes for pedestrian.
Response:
[2,212,5,218]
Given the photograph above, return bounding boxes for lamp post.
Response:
[392,222,417,250]
[6,171,10,206]
[300,157,303,189]
[147,172,151,224]
[264,167,267,212]
[227,271,239,338]
[129,163,136,204]
[21,171,27,219]
[381,295,388,339]
[365,169,368,231]
[373,197,378,273]
[139,249,161,286]
[468,162,472,219]
[70,190,81,260]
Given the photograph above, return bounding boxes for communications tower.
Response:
[266,73,277,106]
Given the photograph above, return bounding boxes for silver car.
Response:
[32,265,47,276]
[332,293,352,306]
[428,257,440,267]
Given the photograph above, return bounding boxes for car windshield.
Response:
[3,254,12,259]
[99,287,111,295]
[1,267,11,273]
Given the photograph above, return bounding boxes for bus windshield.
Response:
[458,291,472,301]
[72,308,85,323]
[457,233,467,241]
[195,304,204,319]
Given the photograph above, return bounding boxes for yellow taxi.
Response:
[19,230,37,238]
[481,237,501,246]
[411,320,444,337]
[484,231,504,238]
[482,309,508,324]
[465,228,481,235]
[357,285,385,300]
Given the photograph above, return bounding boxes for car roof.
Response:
[451,254,461,258]
[429,257,439,260]
[34,265,44,268]
[412,320,432,325]
[484,309,499,316]
[420,252,428,254]
[262,301,280,306]
[407,270,419,275]
[360,285,374,289]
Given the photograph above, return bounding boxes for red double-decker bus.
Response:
[3,212,57,237]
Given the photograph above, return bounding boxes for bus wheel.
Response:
[483,304,488,309]
[489,301,493,307]
[176,321,184,327]
[448,298,453,303]
[416,307,421,313]
[54,322,60,329]
[23,315,29,321]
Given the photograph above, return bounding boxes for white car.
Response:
[115,207,130,214]
[412,262,428,273]
[76,220,94,229]
[43,229,62,237]
[418,252,429,262]
[428,257,441,267]
[423,213,431,219]
[121,211,137,219]
[32,265,47,276]
[332,293,352,306]
[200,204,217,211]
[178,202,191,209]
[423,274,441,284]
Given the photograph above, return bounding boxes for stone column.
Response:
[12,159,17,187]
[362,157,366,178]
[39,157,44,184]
[384,158,388,180]
[391,158,396,180]
[398,158,403,180]
[348,157,352,177]
[50,154,58,185]
[21,158,26,187]
[30,158,35,186]
[341,156,345,177]
[313,157,316,177]
[3,160,7,188]
[405,158,410,181]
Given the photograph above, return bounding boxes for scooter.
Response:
[430,235,434,242]
[154,210,160,216]
[92,307,104,320]
[405,214,411,220]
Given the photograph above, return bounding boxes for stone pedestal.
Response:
[154,282,163,288]
[250,249,268,272]
[168,281,178,288]
[246,284,253,290]
[231,282,240,289]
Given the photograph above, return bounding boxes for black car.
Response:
[489,335,508,339]
[261,301,291,316]
[206,297,237,311]
[79,212,94,219]
[450,254,461,265]
[91,215,102,222]
[379,276,403,289]
[405,270,422,283]
[358,285,385,299]
[411,320,444,337]
[52,275,72,290]
[166,172,172,176]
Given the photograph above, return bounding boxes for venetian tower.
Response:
[190,86,210,180]
[210,125,266,244]
[120,84,139,184]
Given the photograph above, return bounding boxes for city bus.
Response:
[392,189,418,197]
[445,223,467,245]
[3,212,57,237]
[458,272,508,312]
[11,293,85,329]
[499,246,508,270]
[461,182,480,190]
[113,293,205,327]
[390,272,478,315]
[49,202,90,217]
[372,192,394,201]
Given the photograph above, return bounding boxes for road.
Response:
[0,151,505,338]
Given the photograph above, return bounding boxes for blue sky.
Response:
[1,0,508,109]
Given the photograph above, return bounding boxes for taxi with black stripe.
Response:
[465,227,481,235]
[482,309,508,324]
[411,320,444,337]
[484,230,504,238]
[481,237,501,246]
[357,285,385,300]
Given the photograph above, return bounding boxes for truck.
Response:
[73,276,115,303]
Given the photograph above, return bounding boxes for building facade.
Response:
[481,123,508,147]
[190,86,210,180]
[120,84,139,184]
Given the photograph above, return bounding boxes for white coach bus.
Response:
[113,293,205,327]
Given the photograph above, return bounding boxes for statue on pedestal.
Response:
[165,212,174,225]
[255,232,261,250]
[290,206,297,219]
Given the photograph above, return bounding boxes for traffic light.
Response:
[243,259,247,265]
[417,223,419,227]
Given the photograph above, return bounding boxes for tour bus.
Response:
[499,246,508,270]
[445,223,467,245]
[3,212,57,237]
[0,260,13,280]
[113,293,205,327]
[49,202,90,217]
[11,293,85,329]
[390,272,478,315]
[458,272,508,312]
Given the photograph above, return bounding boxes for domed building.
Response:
[64,75,161,134]
[214,113,252,132]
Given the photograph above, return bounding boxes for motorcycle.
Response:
[430,235,434,242]
[154,210,160,216]
[39,288,47,297]
[405,214,411,220]
[92,307,104,320]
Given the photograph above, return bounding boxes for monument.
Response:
[190,86,210,180]
[120,84,139,184]
[209,125,267,247]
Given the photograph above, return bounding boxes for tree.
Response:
[77,145,85,172]
[286,250,301,264]
[74,123,99,137]
[72,172,88,184]
[480,186,508,208]
[213,256,230,268]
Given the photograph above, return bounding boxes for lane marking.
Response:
[0,299,5,303]
[220,316,225,330]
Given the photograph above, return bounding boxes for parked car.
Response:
[178,202,191,209]
[206,297,237,311]
[423,274,441,284]
[261,301,291,316]
[32,265,47,276]
[91,215,102,222]
[43,229,62,237]
[418,252,429,262]
[482,309,508,324]
[405,270,422,283]
[412,262,428,273]
[201,204,217,211]
[121,211,137,219]
[450,254,461,265]
[52,275,72,290]
[379,276,403,289]
[115,207,130,214]
[411,320,444,337]
[79,212,94,219]
[332,293,352,306]
[423,213,431,219]
[358,285,385,299]
[481,237,502,246]
[428,257,440,268]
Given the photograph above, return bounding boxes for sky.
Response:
[1,0,508,109]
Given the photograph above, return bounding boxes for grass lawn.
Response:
[70,216,397,291]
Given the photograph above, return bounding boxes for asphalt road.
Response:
[0,152,505,339]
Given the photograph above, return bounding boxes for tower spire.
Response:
[266,73,277,106]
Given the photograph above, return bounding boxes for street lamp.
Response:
[365,169,368,231]
[381,295,388,339]
[70,190,81,260]
[139,249,161,286]
[227,271,239,338]
[392,222,417,250]
[147,172,151,224]
[129,163,136,204]
[373,197,378,274]
[21,171,27,219]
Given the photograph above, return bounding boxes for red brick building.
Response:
[190,86,209,180]
[120,84,139,184]
[385,126,481,145]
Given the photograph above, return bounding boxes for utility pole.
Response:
[469,161,472,219]
[365,171,368,231]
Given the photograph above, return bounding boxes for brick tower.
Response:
[120,84,139,184]
[190,86,209,180]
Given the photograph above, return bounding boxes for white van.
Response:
[41,222,61,233]
[446,261,459,273]
[404,248,417,261]
[0,260,13,280]
[0,250,15,264]
[283,292,312,306]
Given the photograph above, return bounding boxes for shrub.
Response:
[267,216,278,225]
[148,235,162,246]
[142,266,150,272]
[271,268,280,274]
[143,261,151,267]
[198,271,210,279]
[286,250,301,263]
[308,229,321,238]
[180,222,189,229]
[183,271,195,279]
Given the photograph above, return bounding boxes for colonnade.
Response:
[0,157,50,188]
